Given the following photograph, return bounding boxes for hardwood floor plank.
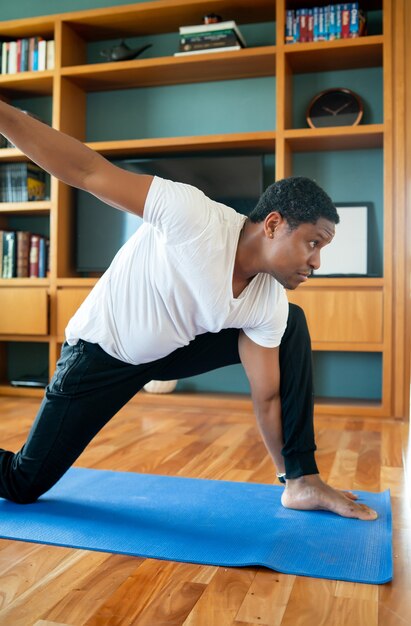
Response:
[41,555,144,625]
[181,567,256,626]
[0,396,408,625]
[235,570,295,626]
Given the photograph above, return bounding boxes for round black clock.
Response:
[306,88,363,128]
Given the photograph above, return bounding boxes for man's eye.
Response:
[309,241,318,249]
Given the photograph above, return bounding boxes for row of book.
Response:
[0,163,47,202]
[1,231,49,278]
[285,3,366,43]
[0,38,55,74]
[175,20,246,56]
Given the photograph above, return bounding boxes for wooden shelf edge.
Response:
[56,278,99,287]
[283,125,384,151]
[284,34,384,55]
[291,277,384,287]
[0,279,50,287]
[312,343,384,352]
[0,335,51,342]
[314,398,387,418]
[0,384,44,398]
[0,201,52,214]
[87,131,277,157]
[61,46,276,75]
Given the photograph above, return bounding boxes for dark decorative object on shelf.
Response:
[203,13,222,24]
[306,87,363,128]
[100,42,152,62]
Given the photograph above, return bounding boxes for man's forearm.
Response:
[0,100,104,190]
[253,395,285,474]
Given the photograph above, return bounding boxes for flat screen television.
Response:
[75,154,264,273]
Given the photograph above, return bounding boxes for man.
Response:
[0,101,377,520]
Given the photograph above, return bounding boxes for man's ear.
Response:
[264,211,284,239]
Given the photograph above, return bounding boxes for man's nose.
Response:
[309,249,321,270]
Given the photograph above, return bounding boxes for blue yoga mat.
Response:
[0,467,392,584]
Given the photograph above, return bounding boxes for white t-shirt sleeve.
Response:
[243,287,289,348]
[143,176,212,245]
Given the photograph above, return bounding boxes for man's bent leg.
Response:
[0,340,162,503]
[279,304,318,479]
[279,306,378,520]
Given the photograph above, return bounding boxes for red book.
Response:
[29,234,40,278]
[341,4,351,39]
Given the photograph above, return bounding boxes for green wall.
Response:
[1,1,383,401]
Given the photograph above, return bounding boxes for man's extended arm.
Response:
[238,331,285,474]
[0,100,153,217]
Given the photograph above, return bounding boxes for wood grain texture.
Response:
[0,394,409,626]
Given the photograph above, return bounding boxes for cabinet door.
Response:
[0,288,49,335]
[56,288,91,337]
[287,289,383,344]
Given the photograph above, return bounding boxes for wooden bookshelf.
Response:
[0,0,408,419]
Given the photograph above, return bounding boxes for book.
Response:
[174,45,242,57]
[38,236,46,278]
[0,163,46,201]
[46,40,55,70]
[17,230,31,278]
[341,4,351,38]
[179,31,242,53]
[179,21,246,48]
[2,231,16,278]
[285,10,294,43]
[0,230,3,277]
[29,234,40,278]
[38,40,47,71]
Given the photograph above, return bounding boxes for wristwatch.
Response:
[276,472,286,484]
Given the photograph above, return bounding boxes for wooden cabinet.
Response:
[287,282,383,346]
[0,288,48,335]
[0,0,408,418]
[56,288,91,338]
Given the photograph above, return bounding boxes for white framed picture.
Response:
[314,204,369,276]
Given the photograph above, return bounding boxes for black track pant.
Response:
[0,304,317,503]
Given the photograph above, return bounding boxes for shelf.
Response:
[283,35,383,73]
[0,384,44,398]
[312,342,384,352]
[0,71,54,97]
[0,148,31,163]
[283,125,384,151]
[61,0,275,40]
[57,278,98,287]
[292,277,384,288]
[0,16,55,39]
[0,334,51,342]
[0,279,49,287]
[0,201,51,215]
[87,131,276,158]
[61,46,276,91]
[314,396,383,417]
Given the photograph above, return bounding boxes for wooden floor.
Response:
[0,393,409,626]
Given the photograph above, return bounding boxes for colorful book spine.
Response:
[284,4,366,44]
[0,38,54,74]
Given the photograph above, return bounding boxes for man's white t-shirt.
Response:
[66,176,289,364]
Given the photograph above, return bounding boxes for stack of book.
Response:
[0,163,47,202]
[0,230,49,278]
[285,3,367,43]
[0,37,55,74]
[175,20,246,56]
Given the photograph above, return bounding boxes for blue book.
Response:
[350,2,360,37]
[38,236,46,278]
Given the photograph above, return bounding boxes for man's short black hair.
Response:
[249,176,339,229]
